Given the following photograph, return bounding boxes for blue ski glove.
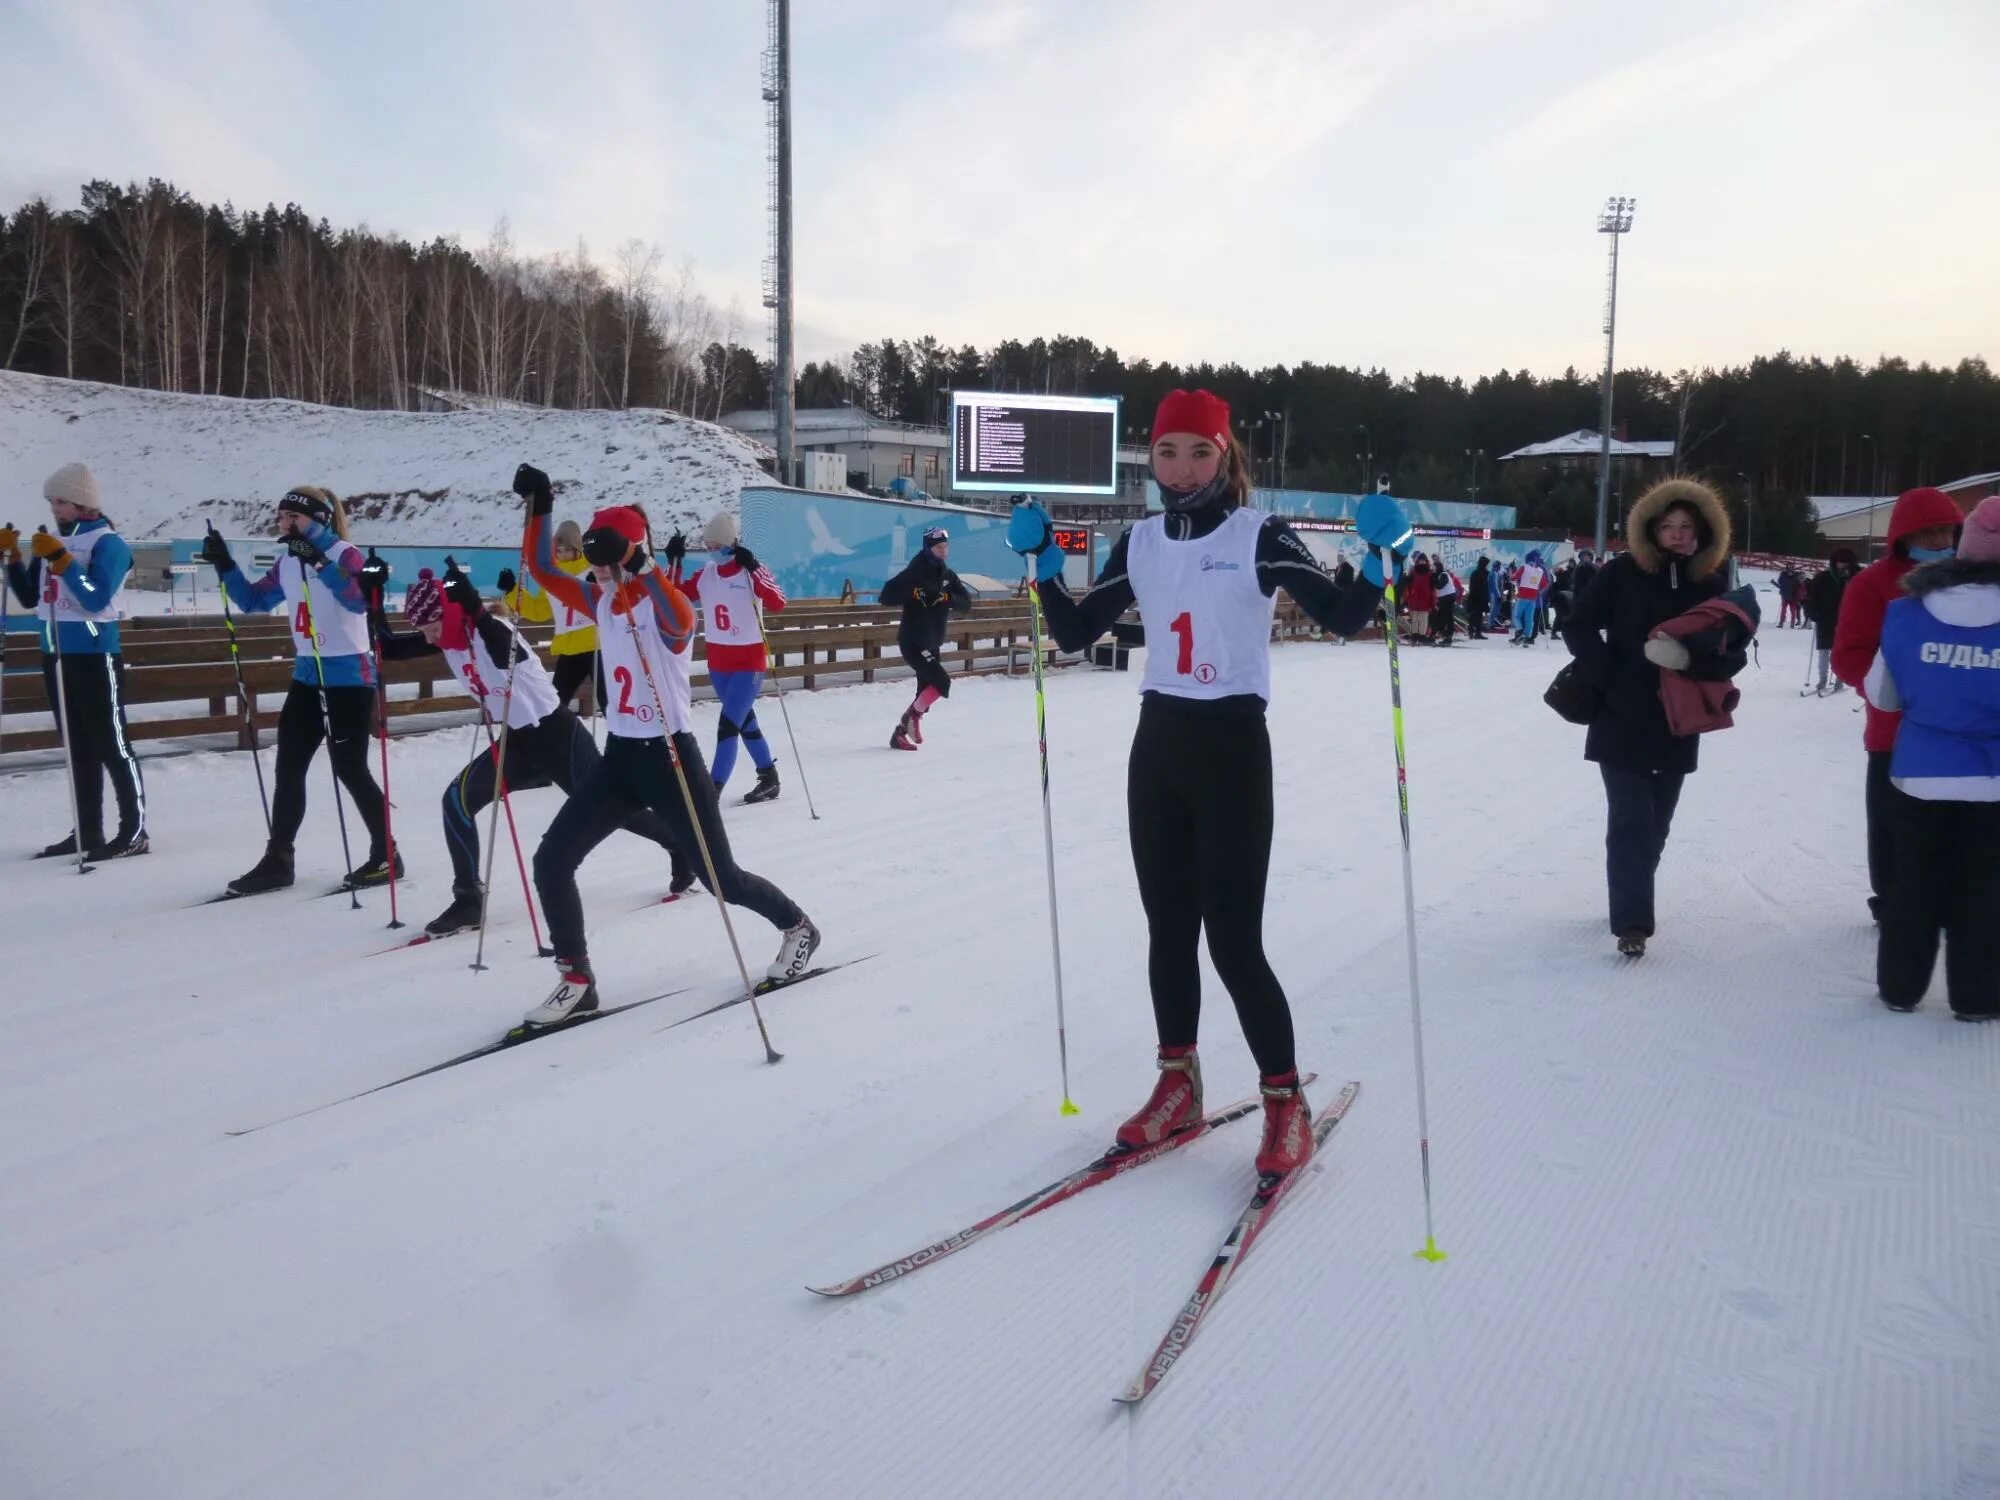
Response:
[1355,492,1414,554]
[1007,499,1065,583]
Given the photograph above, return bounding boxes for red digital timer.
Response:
[1052,528,1091,554]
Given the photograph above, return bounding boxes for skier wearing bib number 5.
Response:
[665,512,788,803]
[198,487,396,894]
[1008,388,1405,1177]
[516,464,820,1026]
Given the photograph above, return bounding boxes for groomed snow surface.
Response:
[3,624,1996,1500]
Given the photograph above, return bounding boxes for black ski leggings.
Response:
[551,651,602,714]
[271,680,387,853]
[42,653,146,845]
[1127,697,1295,1077]
[534,731,804,962]
[442,708,685,895]
[899,631,952,698]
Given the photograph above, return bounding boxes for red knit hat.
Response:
[1152,388,1231,447]
[588,506,648,544]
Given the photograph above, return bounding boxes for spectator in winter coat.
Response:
[1465,558,1492,639]
[1404,555,1437,637]
[1562,478,1738,957]
[1831,487,1966,922]
[1861,493,2000,1021]
[1805,552,1858,693]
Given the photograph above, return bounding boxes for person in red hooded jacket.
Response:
[1830,486,1966,920]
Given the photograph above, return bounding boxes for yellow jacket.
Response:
[505,556,598,655]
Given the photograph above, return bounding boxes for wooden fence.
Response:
[0,596,1339,755]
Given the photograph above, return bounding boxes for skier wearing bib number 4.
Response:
[198,487,395,894]
[515,465,820,1027]
[371,568,693,937]
[665,512,788,803]
[1008,388,1405,1177]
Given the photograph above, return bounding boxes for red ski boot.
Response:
[1114,1047,1203,1149]
[1254,1070,1315,1177]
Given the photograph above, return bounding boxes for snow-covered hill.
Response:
[0,372,776,543]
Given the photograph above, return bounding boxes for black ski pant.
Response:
[270,680,387,856]
[1127,697,1295,1078]
[443,707,685,896]
[1600,764,1686,937]
[1865,750,1898,920]
[899,631,952,698]
[534,731,803,963]
[1877,797,2000,1017]
[42,653,146,846]
[551,651,602,715]
[1431,602,1456,644]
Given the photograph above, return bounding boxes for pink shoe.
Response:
[1254,1071,1314,1176]
[1114,1048,1203,1148]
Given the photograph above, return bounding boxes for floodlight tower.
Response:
[1593,196,1635,555]
[762,0,796,484]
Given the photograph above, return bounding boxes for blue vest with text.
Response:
[1880,594,2000,792]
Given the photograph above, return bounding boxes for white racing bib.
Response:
[283,541,373,660]
[444,621,559,730]
[38,526,126,628]
[696,562,766,649]
[595,583,693,739]
[1129,508,1277,703]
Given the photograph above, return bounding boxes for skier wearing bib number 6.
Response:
[665,512,788,803]
[1008,388,1407,1177]
[515,464,820,1027]
[198,487,396,895]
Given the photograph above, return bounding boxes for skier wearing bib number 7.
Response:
[198,487,395,895]
[1007,388,1407,1177]
[516,465,820,1027]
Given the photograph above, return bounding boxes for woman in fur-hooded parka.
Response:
[1562,478,1734,948]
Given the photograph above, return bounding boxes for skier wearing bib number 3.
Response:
[198,487,396,895]
[516,464,820,1027]
[371,568,693,937]
[1008,388,1408,1177]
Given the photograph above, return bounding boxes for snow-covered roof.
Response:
[1498,430,1676,461]
[1808,495,1896,522]
[1942,470,2000,495]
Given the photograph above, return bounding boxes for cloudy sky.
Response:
[4,0,1993,378]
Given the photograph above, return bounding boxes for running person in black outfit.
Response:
[880,526,971,749]
[371,568,693,936]
[1008,388,1411,1177]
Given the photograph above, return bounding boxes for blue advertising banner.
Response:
[1146,482,1517,530]
[738,487,1031,599]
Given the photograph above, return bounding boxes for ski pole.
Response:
[752,598,819,821]
[461,550,548,969]
[38,529,94,876]
[363,553,404,929]
[618,567,781,1065]
[297,556,361,910]
[212,527,272,835]
[1024,557,1077,1115]
[1,536,11,755]
[1378,545,1445,1264]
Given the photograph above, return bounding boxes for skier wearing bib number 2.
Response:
[198,487,396,895]
[516,464,820,1027]
[1008,388,1409,1177]
[371,568,693,938]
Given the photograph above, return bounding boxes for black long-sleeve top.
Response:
[1035,506,1384,657]
[880,551,972,649]
[372,605,530,669]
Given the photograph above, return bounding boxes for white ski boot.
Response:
[766,917,821,986]
[524,958,599,1027]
